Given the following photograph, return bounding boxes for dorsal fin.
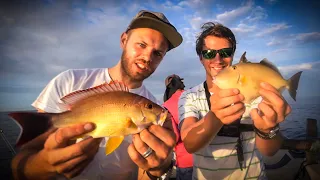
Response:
[260,58,282,76]
[239,51,250,63]
[61,81,129,107]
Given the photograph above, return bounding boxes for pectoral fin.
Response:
[238,75,247,86]
[105,136,124,155]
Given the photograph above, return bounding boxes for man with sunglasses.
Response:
[11,10,182,180]
[178,22,291,179]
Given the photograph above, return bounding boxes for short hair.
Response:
[195,22,237,57]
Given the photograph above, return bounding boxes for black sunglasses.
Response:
[201,48,233,59]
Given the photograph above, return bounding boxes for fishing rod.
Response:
[0,129,16,156]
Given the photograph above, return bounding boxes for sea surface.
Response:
[0,96,319,179]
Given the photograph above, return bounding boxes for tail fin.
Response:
[8,111,52,147]
[288,71,303,101]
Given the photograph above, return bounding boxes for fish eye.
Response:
[146,103,153,109]
[232,66,237,70]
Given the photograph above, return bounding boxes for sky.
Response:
[0,0,320,111]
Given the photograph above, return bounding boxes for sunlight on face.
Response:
[201,36,234,77]
[121,28,168,81]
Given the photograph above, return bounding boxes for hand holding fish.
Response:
[209,87,246,124]
[38,123,102,179]
[250,82,291,133]
[128,116,176,177]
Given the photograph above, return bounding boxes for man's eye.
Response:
[139,43,146,48]
[154,51,162,57]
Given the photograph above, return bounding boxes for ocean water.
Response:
[0,96,319,178]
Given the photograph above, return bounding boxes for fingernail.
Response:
[233,89,239,94]
[260,82,266,86]
[84,123,93,131]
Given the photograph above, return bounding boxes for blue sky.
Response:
[0,0,320,111]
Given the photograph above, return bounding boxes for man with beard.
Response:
[11,10,182,180]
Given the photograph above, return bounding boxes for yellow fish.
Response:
[213,52,302,104]
[9,81,168,155]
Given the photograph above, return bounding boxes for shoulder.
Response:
[135,85,160,105]
[180,83,205,99]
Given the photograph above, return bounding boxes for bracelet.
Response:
[253,124,280,139]
[146,160,174,180]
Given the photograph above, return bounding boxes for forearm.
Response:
[183,111,223,153]
[12,149,56,180]
[12,129,56,180]
[255,132,284,156]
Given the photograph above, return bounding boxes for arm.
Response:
[11,120,101,180]
[180,112,223,153]
[180,88,245,153]
[251,82,291,156]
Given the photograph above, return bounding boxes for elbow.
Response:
[263,150,279,157]
[183,141,200,154]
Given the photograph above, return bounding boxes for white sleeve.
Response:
[31,70,73,113]
[178,91,199,130]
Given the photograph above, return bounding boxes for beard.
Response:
[120,49,154,81]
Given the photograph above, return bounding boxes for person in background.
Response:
[11,10,183,180]
[178,22,291,179]
[163,74,193,180]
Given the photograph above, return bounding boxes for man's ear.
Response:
[120,32,128,49]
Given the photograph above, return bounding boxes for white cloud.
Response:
[279,62,315,73]
[255,23,291,37]
[162,0,185,11]
[267,37,284,46]
[294,32,320,42]
[242,6,267,23]
[270,48,289,54]
[232,23,256,34]
[216,1,253,24]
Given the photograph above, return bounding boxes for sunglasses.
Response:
[201,48,233,59]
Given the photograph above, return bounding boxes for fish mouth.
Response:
[157,109,168,126]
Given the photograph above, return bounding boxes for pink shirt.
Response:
[163,90,193,168]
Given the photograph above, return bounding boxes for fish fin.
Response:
[105,136,124,155]
[8,111,53,147]
[260,59,282,77]
[288,71,303,101]
[238,74,247,86]
[239,52,250,63]
[125,118,138,129]
[60,81,129,106]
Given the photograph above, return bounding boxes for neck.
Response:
[206,74,220,93]
[108,61,143,89]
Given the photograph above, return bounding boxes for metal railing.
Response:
[0,128,16,156]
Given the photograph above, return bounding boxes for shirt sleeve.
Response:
[178,91,199,130]
[31,70,73,113]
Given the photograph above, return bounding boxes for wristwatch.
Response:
[146,160,174,180]
[253,124,280,139]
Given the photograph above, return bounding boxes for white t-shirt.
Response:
[178,83,267,180]
[32,68,160,180]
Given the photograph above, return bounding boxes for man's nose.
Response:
[212,53,224,62]
[141,50,153,64]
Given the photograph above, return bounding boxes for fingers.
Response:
[127,141,148,170]
[162,115,174,132]
[45,123,95,149]
[47,137,101,166]
[63,158,93,179]
[148,125,175,148]
[258,82,292,122]
[216,104,246,124]
[55,138,100,175]
[128,126,175,171]
[211,94,244,109]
